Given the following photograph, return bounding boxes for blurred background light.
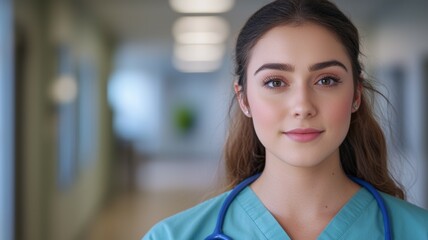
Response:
[172,16,229,73]
[173,58,222,73]
[174,44,225,62]
[169,0,235,13]
[173,16,229,44]
[108,70,161,144]
[50,75,78,104]
[173,43,225,72]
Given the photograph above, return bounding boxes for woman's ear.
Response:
[352,82,362,113]
[234,82,251,117]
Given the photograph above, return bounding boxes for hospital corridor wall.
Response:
[366,0,428,208]
[13,1,115,240]
[0,0,15,240]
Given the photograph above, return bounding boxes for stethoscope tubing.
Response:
[205,173,261,240]
[349,176,392,240]
[206,173,392,240]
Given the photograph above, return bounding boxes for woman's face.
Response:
[239,23,360,169]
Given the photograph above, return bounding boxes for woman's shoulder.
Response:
[381,193,428,235]
[142,190,230,240]
[382,193,428,218]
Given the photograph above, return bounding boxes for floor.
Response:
[85,158,222,240]
[86,190,206,240]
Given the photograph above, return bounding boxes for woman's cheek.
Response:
[249,99,282,139]
[326,100,353,130]
[251,102,278,125]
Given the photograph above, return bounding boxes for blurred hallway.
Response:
[84,173,207,239]
[3,1,428,240]
[83,157,221,239]
[86,189,204,239]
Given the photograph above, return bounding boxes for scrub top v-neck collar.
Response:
[235,186,374,240]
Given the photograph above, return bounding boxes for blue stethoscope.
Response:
[205,173,392,240]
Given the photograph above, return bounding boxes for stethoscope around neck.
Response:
[205,173,392,240]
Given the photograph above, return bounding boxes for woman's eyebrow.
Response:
[309,60,348,72]
[254,60,348,76]
[254,63,294,75]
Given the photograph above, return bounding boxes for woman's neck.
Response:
[250,153,360,239]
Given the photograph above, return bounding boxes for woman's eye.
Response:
[316,76,340,86]
[265,79,285,88]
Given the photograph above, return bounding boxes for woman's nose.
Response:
[289,85,317,119]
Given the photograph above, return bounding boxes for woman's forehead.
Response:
[247,23,352,72]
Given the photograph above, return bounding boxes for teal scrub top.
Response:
[143,187,428,239]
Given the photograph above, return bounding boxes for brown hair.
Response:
[224,0,404,199]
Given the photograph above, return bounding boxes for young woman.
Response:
[143,0,428,239]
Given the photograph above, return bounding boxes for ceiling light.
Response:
[174,44,225,62]
[169,0,235,13]
[173,16,229,44]
[173,58,222,73]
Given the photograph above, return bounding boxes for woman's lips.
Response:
[284,128,324,142]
